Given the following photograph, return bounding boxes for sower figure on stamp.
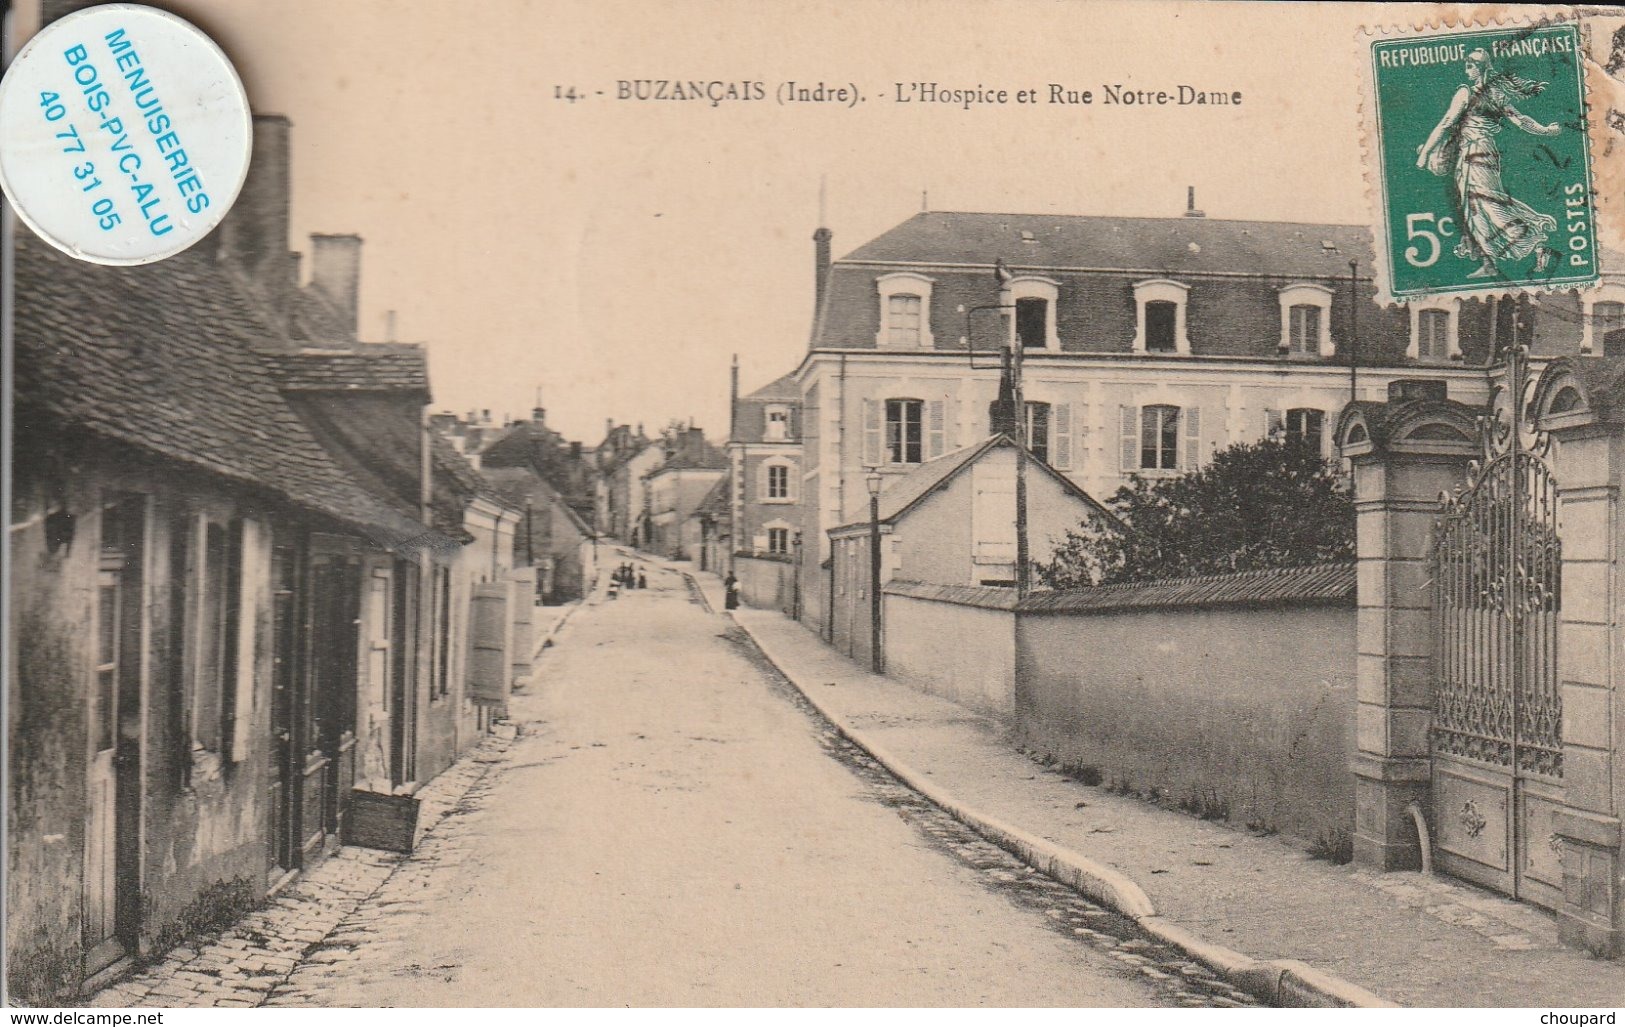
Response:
[1416,48,1562,278]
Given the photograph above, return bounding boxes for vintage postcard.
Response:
[5,0,1625,1014]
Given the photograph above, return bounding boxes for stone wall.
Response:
[882,583,1017,717]
[1015,591,1357,845]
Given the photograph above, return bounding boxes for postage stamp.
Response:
[1365,19,1598,302]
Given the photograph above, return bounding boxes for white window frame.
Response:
[1131,279,1191,355]
[1278,283,1335,357]
[761,458,796,503]
[876,272,935,349]
[764,404,792,441]
[1005,275,1061,351]
[1580,281,1625,354]
[1408,298,1461,362]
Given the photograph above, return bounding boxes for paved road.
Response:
[271,562,1211,1006]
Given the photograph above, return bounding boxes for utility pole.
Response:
[1011,308,1030,597]
[1348,258,1360,405]
[995,260,1031,597]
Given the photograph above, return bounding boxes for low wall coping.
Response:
[883,580,1020,611]
[1016,562,1356,617]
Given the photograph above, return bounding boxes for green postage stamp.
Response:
[1367,20,1598,301]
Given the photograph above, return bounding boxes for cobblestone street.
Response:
[89,562,1252,1007]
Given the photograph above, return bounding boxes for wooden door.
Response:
[85,557,122,963]
[268,541,300,877]
[86,499,145,973]
[311,553,361,841]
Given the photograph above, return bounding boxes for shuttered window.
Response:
[1052,403,1073,470]
[1287,408,1325,455]
[1417,309,1450,360]
[887,294,922,347]
[885,399,924,464]
[1121,404,1198,471]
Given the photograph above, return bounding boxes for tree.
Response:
[1038,436,1355,589]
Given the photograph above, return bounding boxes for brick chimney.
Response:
[813,226,832,314]
[310,233,363,342]
[1184,186,1206,219]
[212,115,294,338]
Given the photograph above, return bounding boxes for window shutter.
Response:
[1052,403,1073,470]
[788,465,799,503]
[862,399,881,466]
[759,464,771,503]
[927,399,946,459]
[1076,401,1090,471]
[1265,409,1284,441]
[1119,405,1138,472]
[229,519,257,763]
[1184,407,1203,471]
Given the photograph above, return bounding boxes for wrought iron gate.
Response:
[1430,345,1563,909]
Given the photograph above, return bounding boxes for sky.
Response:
[11,0,1447,443]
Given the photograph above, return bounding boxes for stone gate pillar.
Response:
[1339,401,1478,870]
[1535,359,1625,957]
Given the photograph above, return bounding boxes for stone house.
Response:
[642,428,727,559]
[5,113,512,1001]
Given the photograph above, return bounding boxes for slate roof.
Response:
[841,211,1373,278]
[830,435,1116,533]
[742,372,799,402]
[693,475,732,523]
[263,344,429,394]
[650,433,728,473]
[478,465,592,537]
[1017,562,1356,615]
[12,232,429,547]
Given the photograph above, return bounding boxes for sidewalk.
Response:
[684,568,1625,1008]
[83,726,518,1007]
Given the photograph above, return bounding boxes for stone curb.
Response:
[730,609,1398,1010]
[531,599,582,662]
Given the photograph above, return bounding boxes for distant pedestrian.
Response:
[724,572,739,610]
[637,570,647,589]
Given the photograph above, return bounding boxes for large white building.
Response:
[753,198,1625,632]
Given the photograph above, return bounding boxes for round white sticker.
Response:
[0,3,251,265]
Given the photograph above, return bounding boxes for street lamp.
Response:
[790,531,803,621]
[865,465,884,674]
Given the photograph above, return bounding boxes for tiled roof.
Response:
[263,344,429,393]
[832,435,1116,532]
[291,284,354,345]
[842,211,1373,278]
[883,580,1019,610]
[872,439,993,523]
[1017,562,1356,615]
[13,233,429,547]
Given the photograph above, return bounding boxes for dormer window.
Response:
[1132,280,1190,354]
[1408,299,1460,362]
[1146,302,1177,352]
[876,272,935,349]
[888,295,922,347]
[1277,283,1334,357]
[764,405,791,441]
[1580,283,1625,355]
[1005,276,1060,350]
